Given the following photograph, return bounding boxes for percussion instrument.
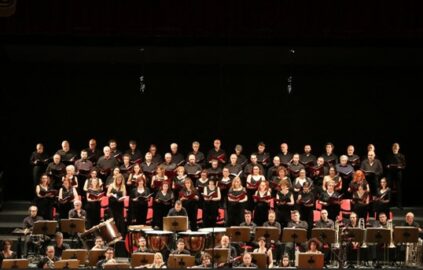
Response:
[178,231,209,252]
[79,225,99,249]
[145,230,173,252]
[98,219,122,245]
[199,227,226,248]
[125,225,152,253]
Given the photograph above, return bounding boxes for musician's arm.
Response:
[288,193,295,205]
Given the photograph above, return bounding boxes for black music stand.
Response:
[366,228,391,264]
[393,226,419,244]
[33,220,57,236]
[87,249,107,267]
[255,227,280,242]
[298,253,324,269]
[342,227,365,266]
[168,254,195,268]
[227,226,251,243]
[282,228,307,264]
[1,259,29,269]
[311,228,336,245]
[54,259,80,269]
[251,252,267,269]
[163,216,188,232]
[205,248,229,265]
[131,252,155,268]
[103,262,131,269]
[61,249,88,266]
[61,218,85,248]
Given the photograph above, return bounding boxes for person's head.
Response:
[53,154,61,164]
[367,144,375,152]
[176,238,185,250]
[2,240,12,251]
[162,182,169,192]
[55,232,64,246]
[298,168,306,178]
[222,167,230,177]
[278,167,287,178]
[392,143,400,153]
[250,154,258,164]
[340,155,348,165]
[325,142,334,154]
[66,165,75,176]
[129,140,137,150]
[208,179,216,189]
[80,149,88,160]
[406,212,415,224]
[46,246,55,258]
[281,255,290,267]
[213,139,221,149]
[145,152,152,162]
[320,210,329,221]
[258,180,268,191]
[170,143,178,153]
[211,159,219,169]
[61,140,70,151]
[230,154,238,164]
[108,139,117,151]
[280,143,288,153]
[303,181,311,193]
[308,238,320,251]
[367,151,376,161]
[350,212,358,224]
[291,210,300,222]
[40,174,50,185]
[137,237,147,248]
[176,166,185,176]
[327,180,335,192]
[114,173,124,186]
[175,200,183,211]
[252,165,261,175]
[304,144,312,154]
[200,170,208,180]
[258,236,266,247]
[188,154,196,164]
[90,176,100,189]
[36,143,44,153]
[149,144,157,155]
[137,177,146,188]
[201,252,212,266]
[244,210,252,223]
[95,236,104,248]
[156,165,165,176]
[235,144,243,154]
[353,170,365,182]
[268,210,276,223]
[153,252,163,265]
[103,146,111,157]
[273,156,281,166]
[279,179,290,190]
[317,156,324,166]
[220,235,230,247]
[89,139,97,150]
[184,178,194,189]
[242,252,252,265]
[232,177,242,189]
[257,142,266,153]
[347,145,355,155]
[123,154,131,165]
[104,247,114,260]
[29,205,38,217]
[73,200,82,210]
[164,153,172,163]
[378,212,387,224]
[380,177,388,188]
[292,153,300,163]
[192,141,200,152]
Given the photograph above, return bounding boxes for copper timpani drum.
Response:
[199,227,226,248]
[145,230,173,252]
[125,225,152,253]
[98,219,122,245]
[178,231,209,252]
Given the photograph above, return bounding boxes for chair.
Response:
[315,200,322,210]
[146,208,153,225]
[197,209,203,225]
[216,208,225,225]
[313,210,321,223]
[340,199,351,212]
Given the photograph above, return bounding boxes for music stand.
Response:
[282,228,307,264]
[1,259,29,269]
[227,226,251,243]
[61,249,88,266]
[88,249,106,266]
[255,227,280,242]
[298,253,324,269]
[61,218,86,248]
[103,262,131,269]
[163,216,188,232]
[205,248,229,265]
[250,252,267,269]
[131,252,155,267]
[342,227,365,266]
[311,228,336,244]
[54,259,80,269]
[32,220,57,236]
[366,228,391,264]
[393,226,419,244]
[167,254,195,268]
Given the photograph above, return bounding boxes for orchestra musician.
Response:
[202,179,221,228]
[277,143,293,167]
[92,236,107,250]
[280,254,291,268]
[253,180,272,226]
[170,143,185,167]
[30,143,49,190]
[22,206,43,256]
[86,177,103,228]
[130,177,151,225]
[56,140,77,166]
[351,183,370,220]
[253,236,274,268]
[227,177,248,226]
[386,143,406,209]
[125,140,143,164]
[314,209,334,229]
[275,179,294,228]
[58,176,78,220]
[187,141,206,168]
[167,200,188,217]
[402,212,423,234]
[206,139,226,167]
[96,247,117,269]
[135,237,152,253]
[284,210,308,260]
[37,245,59,269]
[263,210,282,264]
[305,238,322,254]
[35,174,55,220]
[96,146,118,182]
[191,252,213,268]
[0,240,16,265]
[153,182,174,230]
[171,238,190,255]
[179,178,200,231]
[240,210,257,244]
[373,177,391,218]
[106,173,127,236]
[146,252,167,269]
[68,200,86,220]
[215,235,237,260]
[51,232,70,258]
[235,252,257,268]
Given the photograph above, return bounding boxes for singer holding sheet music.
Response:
[35,174,55,220]
[318,181,341,222]
[202,179,221,227]
[130,177,150,225]
[253,181,271,226]
[58,177,78,220]
[179,178,199,231]
[107,173,127,236]
[86,177,103,228]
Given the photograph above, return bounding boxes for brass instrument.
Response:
[46,256,55,269]
[359,218,367,248]
[387,220,395,248]
[334,220,340,249]
[406,239,423,267]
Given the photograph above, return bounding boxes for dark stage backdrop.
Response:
[0,46,422,204]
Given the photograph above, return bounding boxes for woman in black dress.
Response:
[319,180,341,222]
[58,175,78,220]
[130,177,150,225]
[373,177,391,217]
[86,177,103,228]
[253,180,272,226]
[35,174,55,220]
[275,179,294,228]
[153,182,174,229]
[227,177,248,226]
[106,173,127,236]
[296,182,315,232]
[179,178,200,231]
[202,179,221,227]
[351,183,370,220]
[0,240,16,266]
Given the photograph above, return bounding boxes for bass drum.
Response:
[199,227,226,248]
[98,218,122,246]
[79,225,100,249]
